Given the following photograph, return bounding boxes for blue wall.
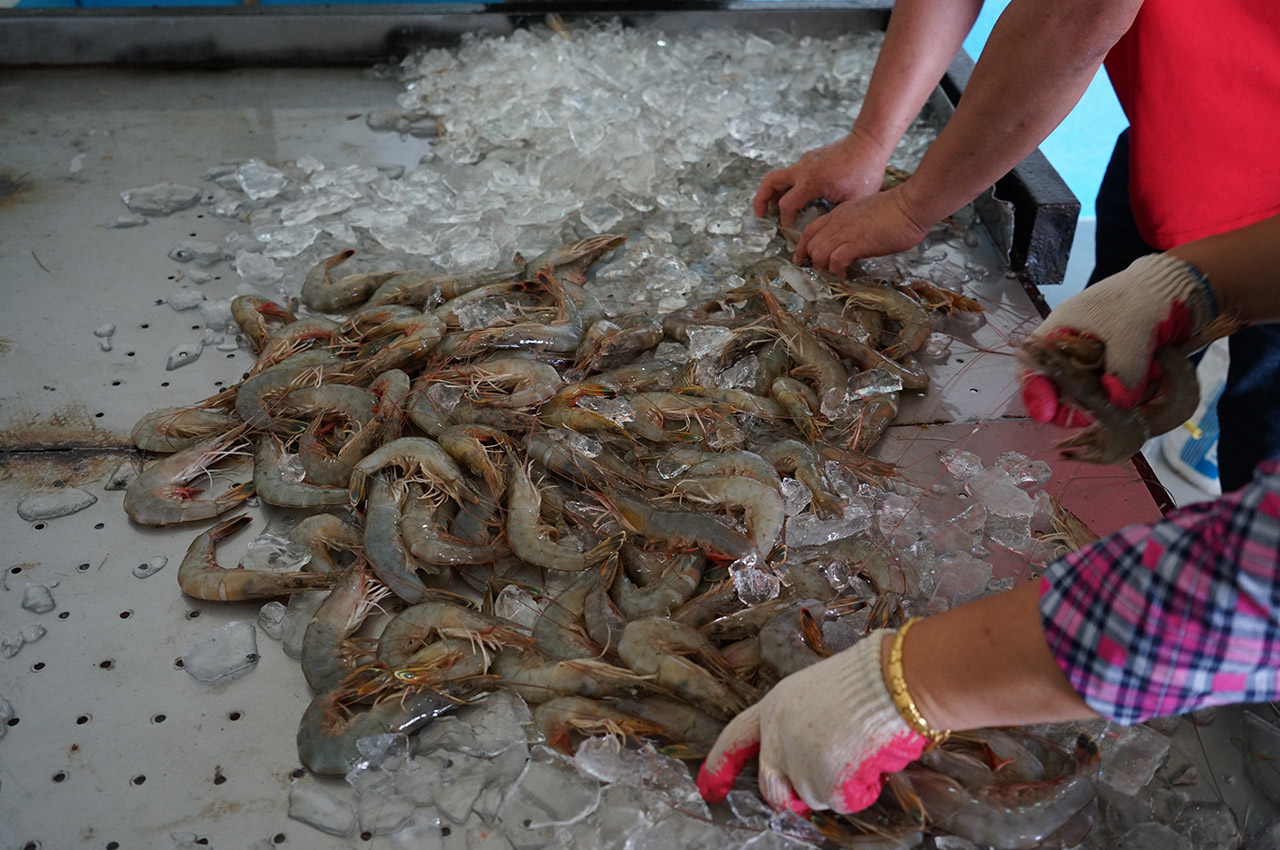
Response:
[962,0,1128,218]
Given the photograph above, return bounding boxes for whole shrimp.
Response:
[490,646,651,705]
[601,490,759,564]
[521,233,627,283]
[896,734,1101,850]
[361,474,431,603]
[177,514,335,602]
[130,404,240,454]
[252,436,349,509]
[300,249,400,312]
[532,695,665,754]
[672,475,786,555]
[124,425,254,526]
[830,276,933,359]
[348,436,479,508]
[286,513,363,574]
[296,684,451,776]
[376,598,532,668]
[300,567,388,693]
[506,463,618,571]
[230,294,296,353]
[617,616,759,721]
[400,483,507,567]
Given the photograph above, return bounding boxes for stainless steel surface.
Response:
[0,54,1249,850]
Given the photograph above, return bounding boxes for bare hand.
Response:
[794,187,931,276]
[753,131,892,227]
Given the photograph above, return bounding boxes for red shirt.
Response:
[1105,0,1280,249]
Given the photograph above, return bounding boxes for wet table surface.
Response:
[0,65,1261,850]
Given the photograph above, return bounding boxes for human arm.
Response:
[754,0,984,226]
[697,582,1097,814]
[1022,212,1280,421]
[797,0,1144,274]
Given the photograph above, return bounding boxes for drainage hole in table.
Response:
[153,713,167,724]
[99,659,115,670]
[130,774,146,786]
[52,772,66,783]
[186,610,201,620]
[119,610,132,619]
[76,714,90,725]
[31,662,45,672]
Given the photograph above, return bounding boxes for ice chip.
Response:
[235,159,288,200]
[929,553,993,607]
[938,448,983,481]
[164,342,204,371]
[720,354,761,390]
[133,555,168,579]
[780,478,813,517]
[731,565,781,606]
[121,182,202,216]
[258,601,288,640]
[494,584,542,631]
[687,325,734,360]
[785,513,866,547]
[20,624,46,644]
[288,774,357,836]
[244,532,312,572]
[574,738,704,813]
[1,632,26,658]
[576,395,635,425]
[965,466,1034,518]
[282,591,328,659]
[234,250,283,287]
[21,583,56,614]
[181,621,259,684]
[498,745,602,831]
[1116,823,1191,850]
[17,487,98,521]
[580,201,625,233]
[108,213,148,228]
[1101,723,1171,796]
[166,289,206,311]
[995,451,1053,491]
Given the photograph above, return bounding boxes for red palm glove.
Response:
[1019,254,1217,424]
[697,630,927,815]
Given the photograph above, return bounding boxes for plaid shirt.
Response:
[1040,459,1280,724]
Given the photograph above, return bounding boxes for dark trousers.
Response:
[1092,129,1280,492]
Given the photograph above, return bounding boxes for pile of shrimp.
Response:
[123,232,1099,849]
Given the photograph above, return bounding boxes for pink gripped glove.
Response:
[1020,253,1217,425]
[697,630,927,815]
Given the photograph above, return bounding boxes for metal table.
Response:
[0,7,1252,849]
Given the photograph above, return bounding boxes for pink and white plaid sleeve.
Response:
[1040,459,1280,724]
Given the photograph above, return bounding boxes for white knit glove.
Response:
[697,630,928,814]
[1021,254,1217,423]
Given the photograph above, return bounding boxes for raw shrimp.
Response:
[533,695,665,753]
[124,426,254,526]
[591,359,683,392]
[231,294,296,353]
[376,598,531,668]
[759,598,837,678]
[759,287,849,399]
[362,474,431,603]
[352,312,445,378]
[341,303,421,339]
[400,485,507,567]
[490,646,651,705]
[521,233,626,283]
[252,437,350,508]
[618,616,758,720]
[234,355,348,433]
[832,277,933,359]
[255,317,343,374]
[131,405,240,454]
[507,463,618,571]
[349,436,479,508]
[625,392,731,444]
[301,567,388,693]
[525,430,654,494]
[457,354,562,408]
[611,550,705,620]
[448,273,586,355]
[672,475,785,554]
[898,734,1100,850]
[177,514,334,602]
[772,376,823,441]
[813,325,930,391]
[584,550,629,652]
[438,424,514,497]
[761,439,843,517]
[607,694,726,753]
[296,685,449,776]
[601,491,759,563]
[570,316,665,378]
[286,513,363,573]
[531,568,605,660]
[685,450,781,489]
[300,249,398,312]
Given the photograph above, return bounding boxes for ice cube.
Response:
[687,325,734,359]
[258,601,287,640]
[494,585,542,631]
[164,342,204,371]
[938,448,983,481]
[780,478,813,517]
[288,774,356,836]
[498,745,602,831]
[1101,724,1171,796]
[574,738,704,814]
[581,201,624,233]
[281,591,328,659]
[121,182,202,216]
[17,487,98,521]
[731,565,781,606]
[133,555,167,579]
[21,583,55,614]
[235,159,288,200]
[1115,823,1191,850]
[234,250,283,287]
[243,532,312,572]
[181,621,259,684]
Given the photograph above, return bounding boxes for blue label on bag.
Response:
[1179,382,1225,479]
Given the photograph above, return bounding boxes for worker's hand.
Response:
[793,187,932,276]
[1019,254,1218,424]
[697,630,927,815]
[753,131,892,227]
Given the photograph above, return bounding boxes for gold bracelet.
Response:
[887,617,950,748]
